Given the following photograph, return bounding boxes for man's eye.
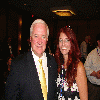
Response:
[34,35,37,37]
[42,36,46,39]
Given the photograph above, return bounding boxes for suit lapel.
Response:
[46,53,53,99]
[26,50,41,86]
[46,52,52,67]
[26,51,43,99]
[46,52,57,100]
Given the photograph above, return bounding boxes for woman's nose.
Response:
[62,41,65,46]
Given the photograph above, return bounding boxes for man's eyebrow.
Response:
[42,35,46,36]
[34,34,38,35]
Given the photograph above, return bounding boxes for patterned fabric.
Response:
[57,65,80,100]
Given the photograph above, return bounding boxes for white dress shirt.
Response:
[31,48,48,92]
[84,47,100,85]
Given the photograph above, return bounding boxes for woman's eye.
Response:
[65,39,69,42]
[59,39,62,42]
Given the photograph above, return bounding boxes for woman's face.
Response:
[59,32,71,56]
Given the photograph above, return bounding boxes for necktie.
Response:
[38,59,47,100]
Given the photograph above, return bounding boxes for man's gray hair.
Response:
[30,19,49,37]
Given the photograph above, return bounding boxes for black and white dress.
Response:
[57,65,80,100]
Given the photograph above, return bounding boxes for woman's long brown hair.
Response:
[55,27,81,88]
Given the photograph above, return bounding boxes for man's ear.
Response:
[47,38,48,42]
[30,36,32,42]
[46,38,48,44]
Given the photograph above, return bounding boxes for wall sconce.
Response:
[19,18,22,26]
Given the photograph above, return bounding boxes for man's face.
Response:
[30,23,48,58]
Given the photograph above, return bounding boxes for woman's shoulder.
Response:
[78,61,83,67]
[76,61,86,80]
[77,61,85,72]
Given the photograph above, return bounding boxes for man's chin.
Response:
[38,53,43,58]
[35,52,43,57]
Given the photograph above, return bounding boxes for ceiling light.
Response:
[51,6,76,16]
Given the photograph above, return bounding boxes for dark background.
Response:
[0,0,100,99]
[0,0,100,55]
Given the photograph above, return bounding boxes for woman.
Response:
[55,26,88,100]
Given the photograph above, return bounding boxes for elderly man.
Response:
[5,19,57,100]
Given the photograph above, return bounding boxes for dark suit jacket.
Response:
[5,50,57,100]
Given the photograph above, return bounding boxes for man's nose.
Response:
[37,37,42,45]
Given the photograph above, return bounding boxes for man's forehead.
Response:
[33,23,46,28]
[33,33,47,36]
[33,24,47,31]
[31,31,47,36]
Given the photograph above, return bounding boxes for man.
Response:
[80,36,90,63]
[5,19,57,100]
[84,33,100,100]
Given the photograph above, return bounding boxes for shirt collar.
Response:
[31,47,46,62]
